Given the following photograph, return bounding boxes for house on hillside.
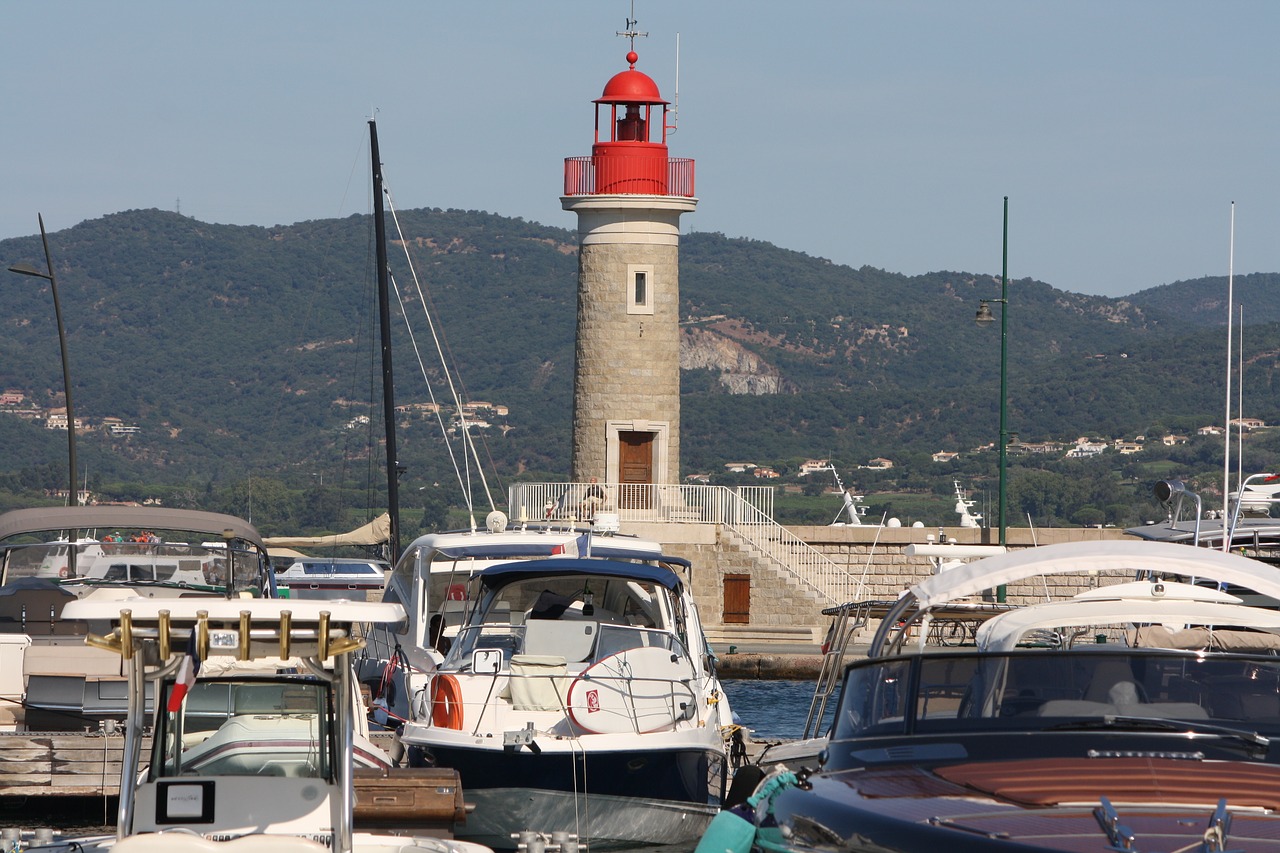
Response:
[45,410,83,432]
[753,466,780,479]
[1198,426,1224,436]
[101,417,142,436]
[1162,434,1189,446]
[1019,441,1064,455]
[1114,440,1144,455]
[931,451,959,463]
[797,459,830,477]
[0,390,25,406]
[1066,440,1107,458]
[724,462,756,474]
[1229,417,1268,431]
[864,457,894,470]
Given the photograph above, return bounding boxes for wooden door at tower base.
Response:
[618,431,655,509]
[723,574,750,624]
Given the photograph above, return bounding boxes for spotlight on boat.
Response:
[1153,480,1186,503]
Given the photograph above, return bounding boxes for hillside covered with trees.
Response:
[1,208,1277,534]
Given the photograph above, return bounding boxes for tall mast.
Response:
[370,120,401,562]
[1222,201,1235,543]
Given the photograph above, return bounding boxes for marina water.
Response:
[722,678,835,740]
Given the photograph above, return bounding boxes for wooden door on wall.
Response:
[723,573,751,624]
[618,430,655,509]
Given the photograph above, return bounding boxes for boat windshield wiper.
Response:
[1047,714,1270,758]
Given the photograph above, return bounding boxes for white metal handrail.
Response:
[507,483,857,604]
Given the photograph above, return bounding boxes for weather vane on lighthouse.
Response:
[616,1,648,57]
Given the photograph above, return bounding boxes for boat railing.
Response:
[803,600,881,739]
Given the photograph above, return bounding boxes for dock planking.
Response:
[0,732,138,796]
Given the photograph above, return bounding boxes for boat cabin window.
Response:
[153,678,334,780]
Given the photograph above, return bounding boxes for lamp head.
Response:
[1153,479,1186,503]
[975,301,995,326]
[8,262,51,280]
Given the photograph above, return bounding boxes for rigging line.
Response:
[376,209,478,520]
[385,266,475,518]
[382,187,498,515]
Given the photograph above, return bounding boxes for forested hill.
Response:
[1,207,1277,514]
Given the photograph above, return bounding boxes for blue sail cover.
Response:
[478,558,684,591]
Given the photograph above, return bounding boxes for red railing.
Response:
[563,156,695,198]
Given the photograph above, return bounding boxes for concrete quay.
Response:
[716,651,824,680]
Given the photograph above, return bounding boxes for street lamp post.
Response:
[975,197,1010,602]
[9,214,79,514]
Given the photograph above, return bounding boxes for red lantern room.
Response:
[564,51,694,197]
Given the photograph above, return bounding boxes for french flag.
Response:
[551,532,591,558]
[167,630,202,712]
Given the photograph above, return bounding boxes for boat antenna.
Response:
[370,119,402,563]
[1238,304,1244,497]
[826,465,863,526]
[854,512,888,600]
[1222,201,1235,544]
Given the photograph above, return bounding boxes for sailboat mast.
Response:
[370,120,401,563]
[1222,201,1235,543]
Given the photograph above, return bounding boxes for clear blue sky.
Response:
[5,1,1277,298]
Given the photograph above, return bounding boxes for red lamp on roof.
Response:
[587,51,675,195]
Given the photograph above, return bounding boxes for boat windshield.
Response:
[443,573,677,670]
[835,649,1280,741]
[0,536,267,596]
[152,677,333,780]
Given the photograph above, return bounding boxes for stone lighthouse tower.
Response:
[562,47,696,493]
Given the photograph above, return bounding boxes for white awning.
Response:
[977,595,1280,651]
[909,540,1280,610]
[263,513,391,548]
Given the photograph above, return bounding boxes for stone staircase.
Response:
[662,531,829,645]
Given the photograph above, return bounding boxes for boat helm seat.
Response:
[1084,659,1144,703]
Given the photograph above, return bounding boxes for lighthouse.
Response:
[562,47,696,495]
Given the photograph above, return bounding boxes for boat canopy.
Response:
[414,530,664,562]
[0,506,267,550]
[1070,579,1240,603]
[910,540,1280,610]
[477,557,683,592]
[977,595,1280,652]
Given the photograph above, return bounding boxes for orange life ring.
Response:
[430,673,463,729]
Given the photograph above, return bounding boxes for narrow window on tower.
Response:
[626,264,655,315]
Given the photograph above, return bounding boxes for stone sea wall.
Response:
[652,523,1132,643]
